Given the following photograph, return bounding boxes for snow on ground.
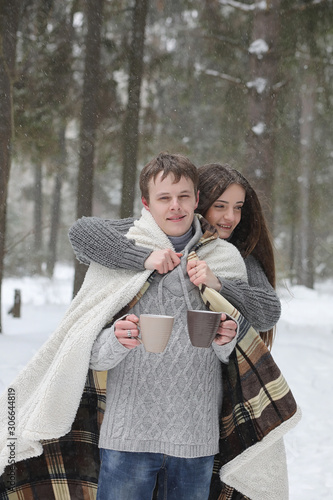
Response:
[273,281,333,499]
[1,266,72,391]
[1,265,333,499]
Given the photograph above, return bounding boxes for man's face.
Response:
[142,172,199,237]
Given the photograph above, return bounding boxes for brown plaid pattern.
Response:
[189,228,298,499]
[208,317,297,499]
[0,369,106,499]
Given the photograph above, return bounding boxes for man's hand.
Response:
[114,314,141,349]
[144,249,182,274]
[213,313,237,346]
[187,259,221,291]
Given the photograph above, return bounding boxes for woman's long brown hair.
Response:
[197,163,277,349]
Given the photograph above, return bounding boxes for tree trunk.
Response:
[73,0,104,296]
[47,7,75,277]
[47,171,62,277]
[296,71,316,288]
[244,0,281,228]
[33,161,43,273]
[46,128,66,277]
[0,1,20,333]
[120,0,149,219]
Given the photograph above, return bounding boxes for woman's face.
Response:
[204,183,245,239]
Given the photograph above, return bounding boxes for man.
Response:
[88,152,247,500]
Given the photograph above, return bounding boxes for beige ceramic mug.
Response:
[187,310,222,348]
[139,314,174,353]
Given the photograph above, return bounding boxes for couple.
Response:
[0,152,299,500]
[67,152,287,499]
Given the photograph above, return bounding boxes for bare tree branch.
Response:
[202,33,241,49]
[4,224,66,254]
[218,0,266,13]
[196,66,245,86]
[282,0,330,15]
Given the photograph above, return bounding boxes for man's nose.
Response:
[170,197,181,210]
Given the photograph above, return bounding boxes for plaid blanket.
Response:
[0,370,105,499]
[209,319,298,499]
[188,229,300,499]
[0,222,299,499]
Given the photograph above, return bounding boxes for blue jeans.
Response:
[97,449,214,500]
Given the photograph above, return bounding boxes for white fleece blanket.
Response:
[221,414,301,500]
[0,209,247,475]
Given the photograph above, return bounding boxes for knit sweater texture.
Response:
[90,215,243,458]
[69,216,281,331]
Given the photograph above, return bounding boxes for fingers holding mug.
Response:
[114,315,141,349]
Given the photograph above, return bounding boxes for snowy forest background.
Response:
[1,0,333,333]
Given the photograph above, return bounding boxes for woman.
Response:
[196,163,279,348]
[69,163,280,348]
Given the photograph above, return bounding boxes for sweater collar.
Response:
[167,226,194,252]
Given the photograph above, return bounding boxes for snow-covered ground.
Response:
[1,265,332,499]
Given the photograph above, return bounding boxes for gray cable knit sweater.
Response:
[90,218,238,458]
[69,216,281,331]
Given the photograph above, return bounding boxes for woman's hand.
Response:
[187,259,221,291]
[114,314,141,349]
[214,313,237,346]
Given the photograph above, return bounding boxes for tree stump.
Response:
[8,289,21,318]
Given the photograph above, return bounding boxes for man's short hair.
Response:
[139,152,198,202]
